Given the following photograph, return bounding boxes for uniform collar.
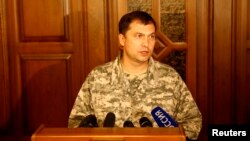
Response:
[110,53,157,85]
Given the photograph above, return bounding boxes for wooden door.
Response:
[5,0,111,137]
[6,0,83,135]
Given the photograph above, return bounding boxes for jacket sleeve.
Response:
[68,73,94,128]
[175,75,202,140]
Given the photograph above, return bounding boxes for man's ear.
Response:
[118,34,125,46]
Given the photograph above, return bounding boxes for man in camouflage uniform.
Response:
[68,10,202,140]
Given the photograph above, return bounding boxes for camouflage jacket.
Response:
[68,56,202,140]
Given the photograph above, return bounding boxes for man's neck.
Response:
[121,58,149,75]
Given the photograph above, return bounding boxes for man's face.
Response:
[119,20,156,64]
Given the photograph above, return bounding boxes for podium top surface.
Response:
[32,125,186,141]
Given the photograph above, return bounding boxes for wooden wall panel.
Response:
[0,0,11,134]
[185,0,197,99]
[248,1,250,39]
[244,0,250,124]
[18,0,71,42]
[211,0,233,124]
[86,0,109,72]
[246,50,250,121]
[20,54,71,134]
[197,0,250,140]
[20,0,66,39]
[235,0,250,124]
[196,0,209,140]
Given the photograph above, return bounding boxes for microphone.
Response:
[103,112,116,127]
[151,106,178,127]
[139,117,153,127]
[79,114,98,127]
[123,120,135,127]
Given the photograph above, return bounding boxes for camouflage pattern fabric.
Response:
[68,55,202,140]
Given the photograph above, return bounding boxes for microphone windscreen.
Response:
[79,114,98,127]
[103,112,116,127]
[151,106,178,127]
[123,120,135,127]
[139,117,153,127]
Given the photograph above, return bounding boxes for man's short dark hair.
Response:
[118,10,157,35]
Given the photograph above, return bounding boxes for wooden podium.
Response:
[32,125,186,141]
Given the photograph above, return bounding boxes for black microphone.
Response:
[151,106,178,127]
[123,120,135,127]
[79,114,98,127]
[103,112,116,127]
[139,117,153,127]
